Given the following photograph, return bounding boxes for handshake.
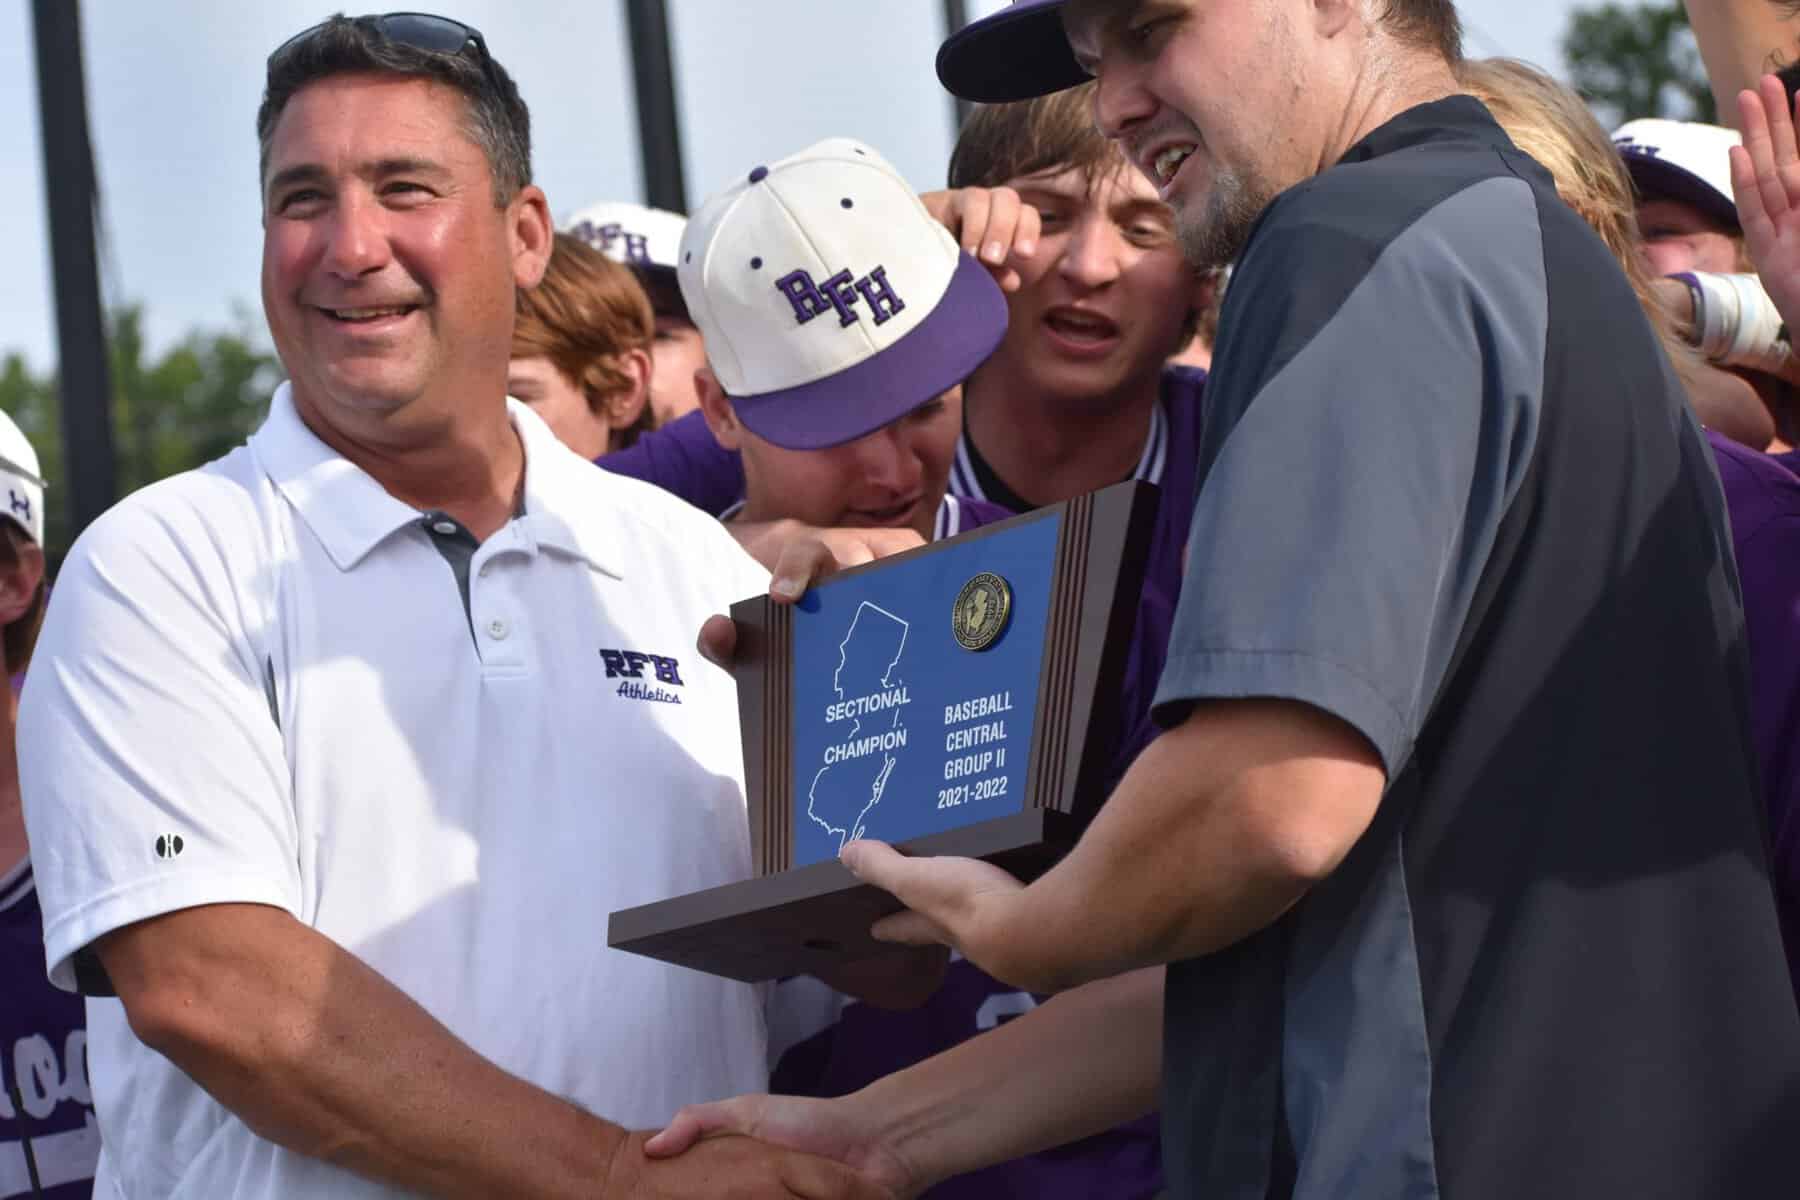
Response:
[603,1092,908,1200]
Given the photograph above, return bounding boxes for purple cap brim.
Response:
[1619,153,1739,232]
[937,0,1089,104]
[730,252,1008,451]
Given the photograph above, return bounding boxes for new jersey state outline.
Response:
[807,602,910,850]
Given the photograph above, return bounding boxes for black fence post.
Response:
[31,0,117,539]
[624,0,690,214]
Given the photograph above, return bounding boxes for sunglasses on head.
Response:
[268,11,504,99]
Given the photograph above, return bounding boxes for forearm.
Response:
[1683,0,1799,119]
[846,967,1162,1190]
[985,701,1382,992]
[104,906,623,1199]
[1673,352,1779,447]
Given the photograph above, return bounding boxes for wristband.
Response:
[1675,271,1793,376]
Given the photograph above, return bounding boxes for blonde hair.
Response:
[1455,58,1687,354]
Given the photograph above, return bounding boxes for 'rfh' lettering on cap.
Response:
[777,264,907,329]
[572,220,652,264]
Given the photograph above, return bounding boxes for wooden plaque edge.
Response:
[607,808,1080,982]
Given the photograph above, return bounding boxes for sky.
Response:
[0,0,1579,372]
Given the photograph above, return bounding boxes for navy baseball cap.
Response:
[937,0,1089,103]
[679,139,1007,451]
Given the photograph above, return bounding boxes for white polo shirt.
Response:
[19,385,773,1199]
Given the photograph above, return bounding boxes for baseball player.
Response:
[0,410,94,1200]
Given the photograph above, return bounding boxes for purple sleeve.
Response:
[596,410,746,518]
[1708,433,1800,999]
[0,879,100,1197]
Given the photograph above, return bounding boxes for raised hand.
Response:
[604,1128,899,1199]
[642,1096,921,1199]
[1731,75,1800,332]
[919,187,1040,292]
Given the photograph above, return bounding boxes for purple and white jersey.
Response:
[1,863,97,1199]
[945,386,1173,504]
[951,366,1206,784]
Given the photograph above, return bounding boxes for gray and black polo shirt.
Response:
[1152,96,1800,1199]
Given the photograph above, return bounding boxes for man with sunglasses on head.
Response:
[17,14,881,1200]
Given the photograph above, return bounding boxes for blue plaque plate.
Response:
[789,513,1059,866]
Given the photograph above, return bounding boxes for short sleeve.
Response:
[19,481,299,992]
[1152,177,1548,775]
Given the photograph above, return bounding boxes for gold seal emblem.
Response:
[952,572,1012,651]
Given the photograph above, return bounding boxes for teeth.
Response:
[1153,146,1194,184]
[1052,312,1111,334]
[329,306,411,320]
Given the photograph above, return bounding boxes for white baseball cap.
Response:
[1612,118,1741,231]
[677,138,1007,451]
[0,409,45,545]
[562,201,686,274]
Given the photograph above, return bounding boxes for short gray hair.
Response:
[256,13,532,206]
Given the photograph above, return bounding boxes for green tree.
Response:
[1562,1,1717,128]
[0,309,283,560]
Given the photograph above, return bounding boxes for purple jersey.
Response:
[598,410,744,516]
[1,863,98,1199]
[950,366,1206,786]
[1707,432,1800,1000]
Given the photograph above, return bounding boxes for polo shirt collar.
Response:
[249,383,624,578]
[511,398,626,579]
[251,384,421,571]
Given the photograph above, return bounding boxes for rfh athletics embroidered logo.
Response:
[776,265,906,328]
[601,648,684,704]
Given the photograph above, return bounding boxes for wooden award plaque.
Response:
[607,480,1157,982]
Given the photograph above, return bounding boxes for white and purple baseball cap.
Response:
[0,409,45,546]
[937,0,1087,103]
[562,201,687,276]
[1612,118,1741,231]
[678,138,1007,451]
